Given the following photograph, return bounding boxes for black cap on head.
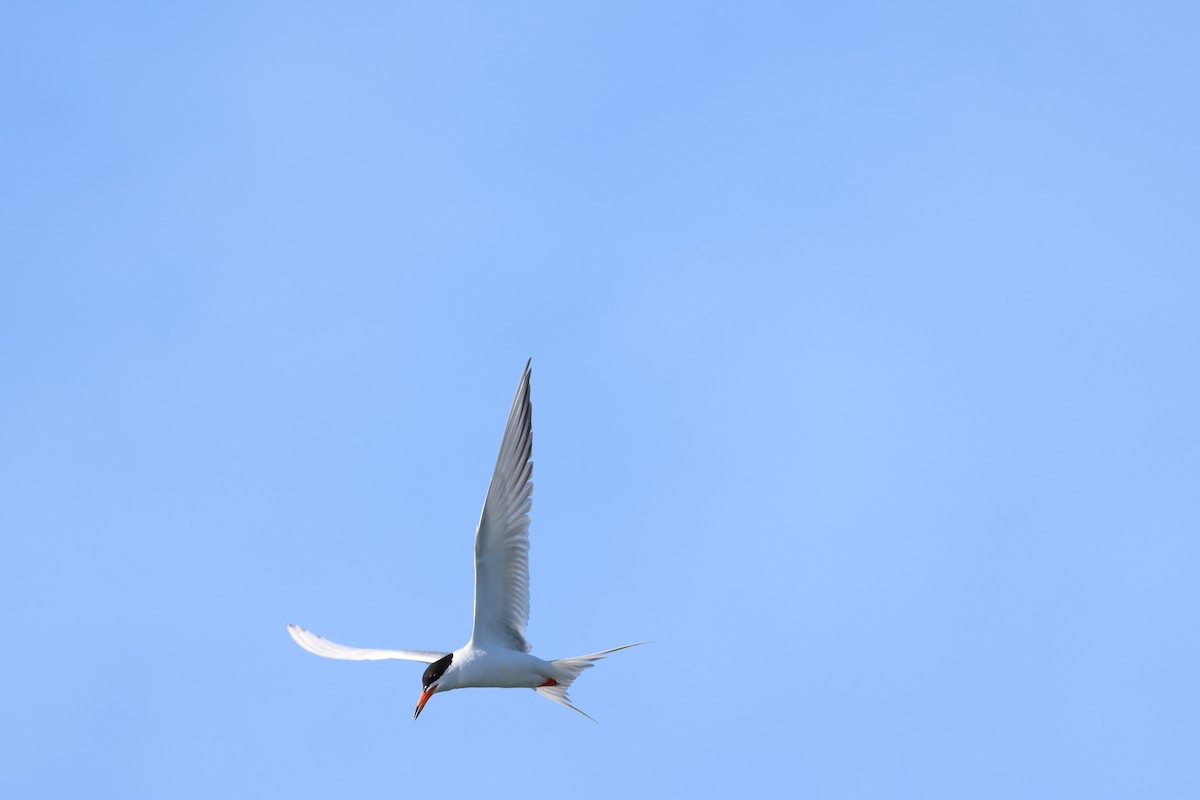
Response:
[422,653,453,689]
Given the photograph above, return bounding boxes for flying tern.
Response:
[288,360,644,720]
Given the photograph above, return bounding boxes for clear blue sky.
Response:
[2,2,1198,797]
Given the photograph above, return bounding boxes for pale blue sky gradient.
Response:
[2,2,1198,798]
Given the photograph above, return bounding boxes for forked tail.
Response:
[535,642,648,722]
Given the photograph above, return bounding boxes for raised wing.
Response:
[287,624,448,664]
[470,360,534,652]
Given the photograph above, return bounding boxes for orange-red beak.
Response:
[414,685,436,720]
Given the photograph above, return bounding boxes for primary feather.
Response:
[470,359,534,652]
[287,624,448,664]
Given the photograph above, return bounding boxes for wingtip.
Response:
[286,623,309,644]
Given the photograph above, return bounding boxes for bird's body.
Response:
[288,360,643,720]
[439,645,555,691]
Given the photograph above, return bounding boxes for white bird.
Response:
[288,360,643,720]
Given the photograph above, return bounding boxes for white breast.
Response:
[443,645,555,690]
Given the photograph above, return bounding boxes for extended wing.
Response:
[470,360,534,652]
[287,624,448,664]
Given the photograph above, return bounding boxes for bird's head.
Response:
[414,653,453,720]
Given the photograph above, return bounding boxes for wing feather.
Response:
[287,624,448,664]
[471,360,534,651]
